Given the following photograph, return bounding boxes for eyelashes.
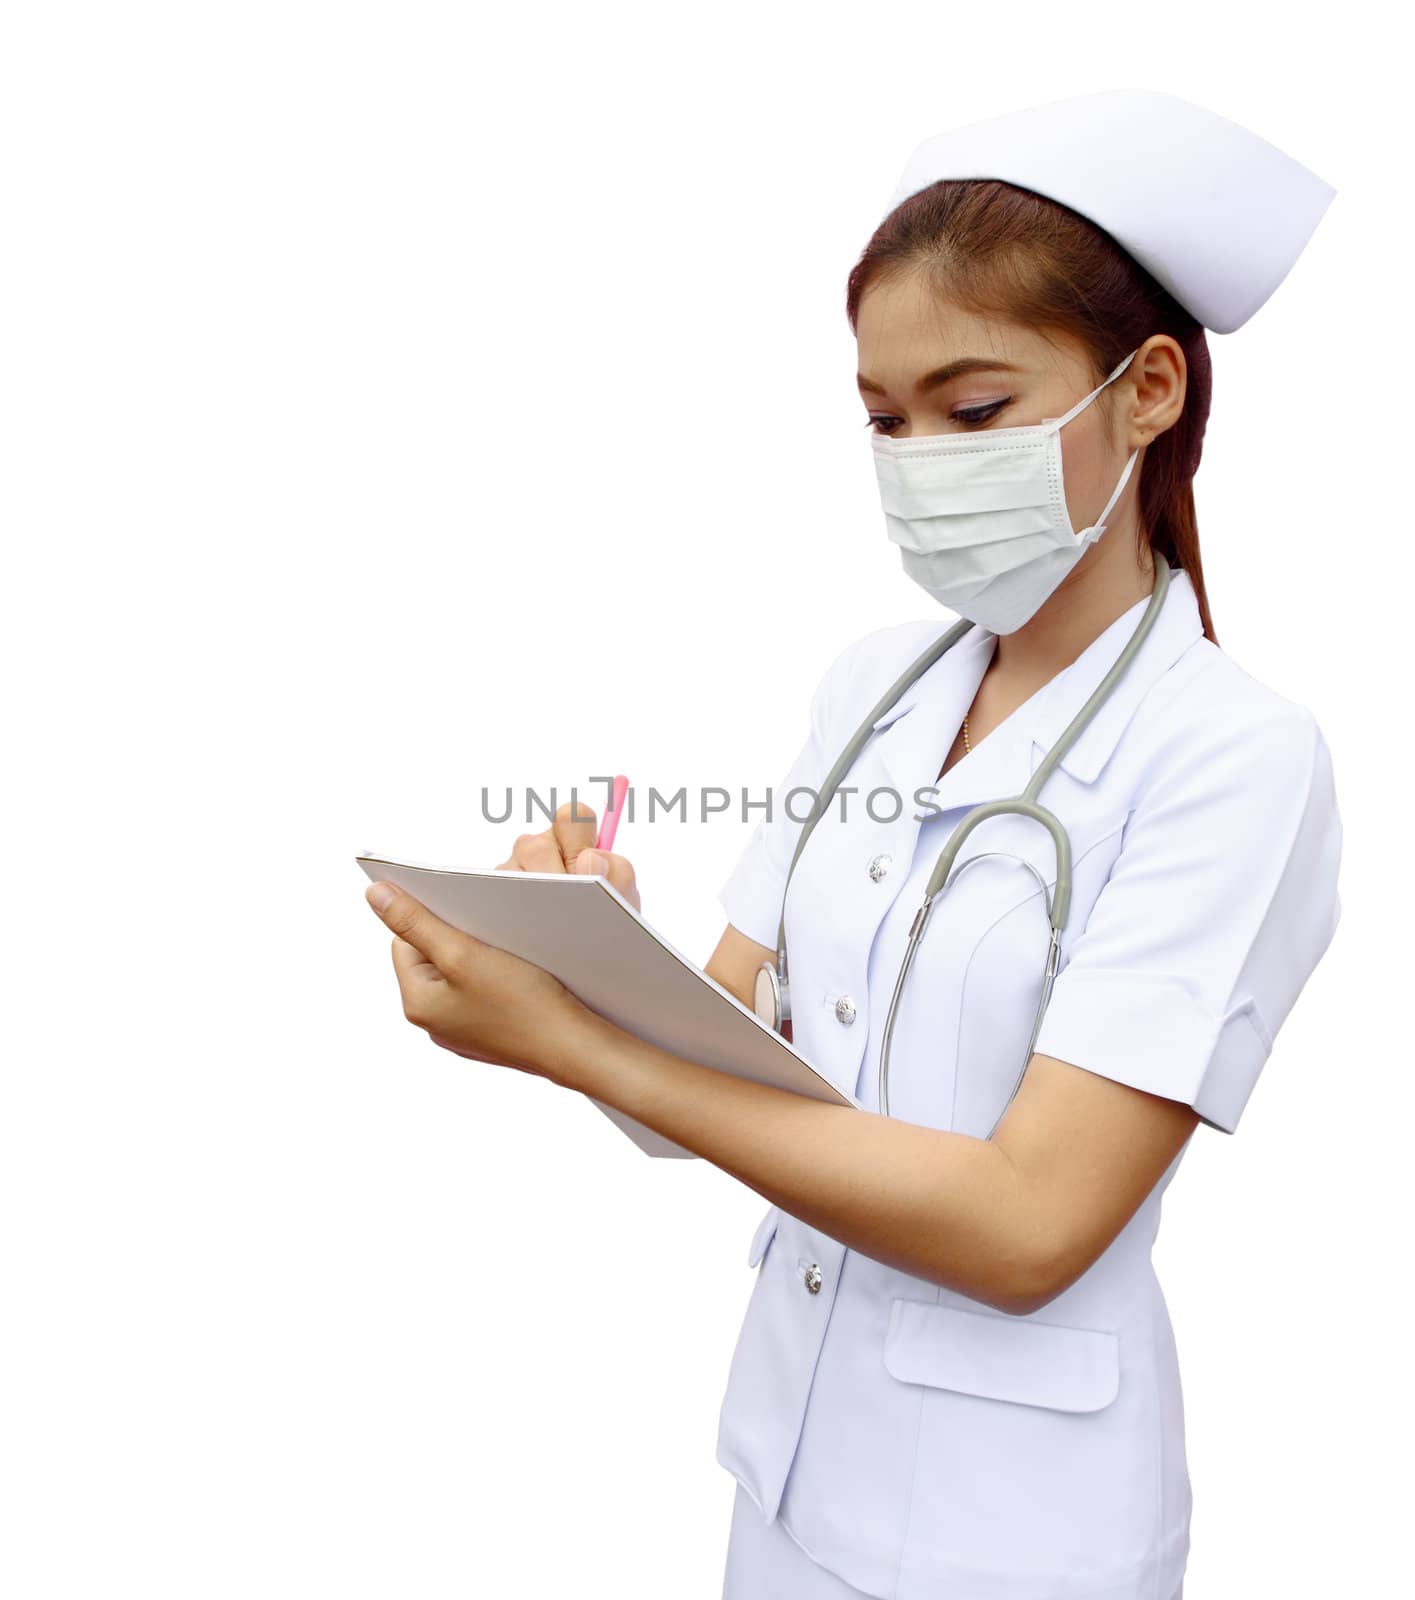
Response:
[954,399,1012,426]
[865,398,1012,435]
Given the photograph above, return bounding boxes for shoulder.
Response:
[1129,637,1332,803]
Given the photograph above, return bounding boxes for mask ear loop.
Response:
[1080,446,1141,543]
[1045,346,1144,543]
[1044,347,1143,434]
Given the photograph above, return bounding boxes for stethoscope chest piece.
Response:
[753,960,788,1031]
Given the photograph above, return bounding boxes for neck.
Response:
[993,536,1156,682]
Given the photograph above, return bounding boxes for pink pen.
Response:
[594,774,629,854]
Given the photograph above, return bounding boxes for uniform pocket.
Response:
[746,1205,780,1268]
[882,1297,1119,1413]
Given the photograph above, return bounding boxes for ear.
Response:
[1126,336,1187,449]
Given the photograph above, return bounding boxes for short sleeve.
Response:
[716,636,864,951]
[1032,704,1343,1133]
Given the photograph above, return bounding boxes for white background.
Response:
[2,4,1407,1595]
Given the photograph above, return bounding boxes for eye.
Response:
[864,397,1012,435]
[952,398,1011,426]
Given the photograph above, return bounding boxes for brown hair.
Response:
[845,179,1218,643]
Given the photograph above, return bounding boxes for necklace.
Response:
[962,711,972,754]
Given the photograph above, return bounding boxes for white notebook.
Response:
[356,853,860,1158]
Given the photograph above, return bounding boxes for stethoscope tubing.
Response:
[766,560,1174,1124]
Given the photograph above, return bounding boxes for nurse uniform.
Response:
[715,91,1342,1600]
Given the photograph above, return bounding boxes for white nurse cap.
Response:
[881,89,1336,335]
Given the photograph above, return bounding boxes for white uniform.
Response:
[714,568,1342,1599]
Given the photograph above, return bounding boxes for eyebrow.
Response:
[856,356,1024,398]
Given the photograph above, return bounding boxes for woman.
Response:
[363,90,1342,1599]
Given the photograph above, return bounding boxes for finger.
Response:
[552,796,599,869]
[573,850,641,910]
[509,830,568,872]
[391,934,441,982]
[365,881,466,972]
[391,936,453,1029]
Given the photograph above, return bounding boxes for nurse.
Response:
[363,90,1343,1600]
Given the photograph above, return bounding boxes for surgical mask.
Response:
[869,348,1142,634]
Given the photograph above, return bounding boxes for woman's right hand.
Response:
[494,798,641,913]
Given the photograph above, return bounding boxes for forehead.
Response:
[854,270,1073,392]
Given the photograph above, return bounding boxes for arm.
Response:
[699,920,1197,1310]
[703,923,773,1009]
[363,662,1337,1316]
[680,694,1342,1307]
[362,876,1195,1320]
[549,992,1197,1317]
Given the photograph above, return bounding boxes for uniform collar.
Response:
[870,568,1205,812]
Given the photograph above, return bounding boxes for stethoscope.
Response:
[753,560,1172,1130]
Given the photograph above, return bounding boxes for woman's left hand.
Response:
[364,879,592,1085]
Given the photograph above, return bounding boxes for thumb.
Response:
[364,880,463,971]
[574,850,608,875]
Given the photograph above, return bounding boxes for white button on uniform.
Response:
[803,1262,823,1294]
[868,852,892,882]
[834,996,857,1026]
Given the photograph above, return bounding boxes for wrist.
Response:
[537,993,630,1095]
